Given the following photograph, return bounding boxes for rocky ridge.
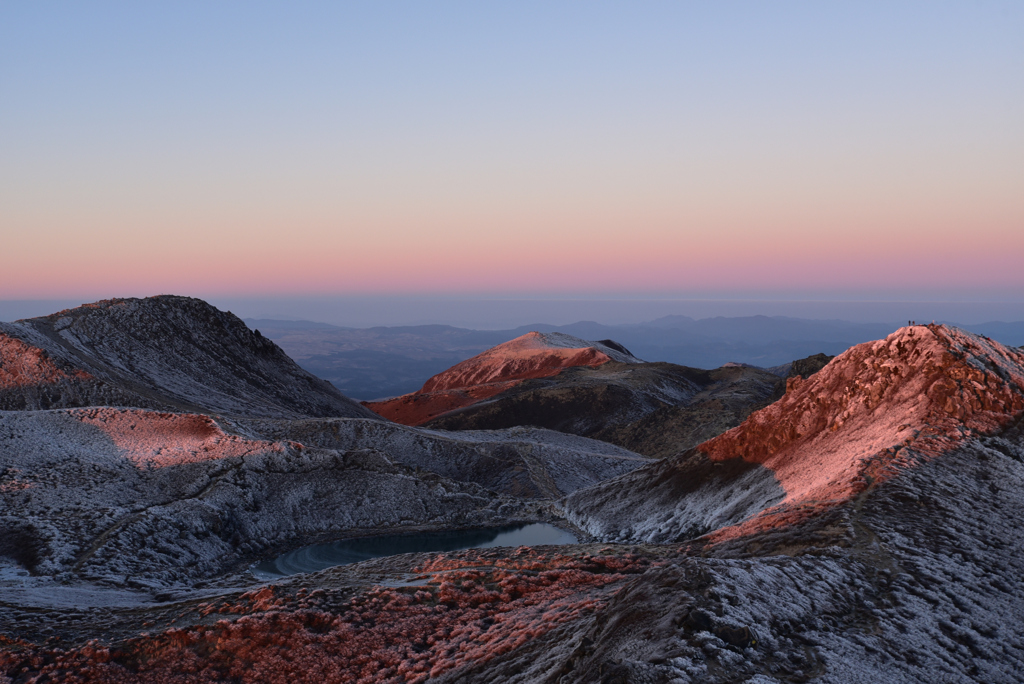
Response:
[0,296,378,420]
[363,331,641,425]
[562,324,1024,543]
[428,361,788,459]
[4,321,1024,682]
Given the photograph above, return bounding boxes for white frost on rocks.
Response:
[562,457,784,543]
[0,296,380,419]
[0,407,650,587]
[235,418,651,500]
[532,332,643,364]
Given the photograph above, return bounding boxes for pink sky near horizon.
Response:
[4,197,1021,299]
[2,3,1022,302]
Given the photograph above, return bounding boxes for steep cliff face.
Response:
[564,325,1024,543]
[0,296,380,420]
[364,332,641,425]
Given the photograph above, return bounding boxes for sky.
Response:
[2,2,1023,309]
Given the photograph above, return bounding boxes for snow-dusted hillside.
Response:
[0,296,379,420]
[5,320,1024,682]
[0,406,651,586]
[239,417,649,500]
[563,324,1024,544]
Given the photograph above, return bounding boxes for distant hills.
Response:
[247,315,1024,400]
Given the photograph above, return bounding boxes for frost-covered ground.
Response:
[4,435,1022,682]
[0,406,648,588]
[3,314,1024,682]
[237,417,649,499]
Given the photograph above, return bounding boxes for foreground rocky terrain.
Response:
[2,307,1024,682]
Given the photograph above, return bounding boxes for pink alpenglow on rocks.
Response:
[562,324,1024,547]
[74,408,285,468]
[0,333,92,389]
[699,324,1024,540]
[365,332,640,426]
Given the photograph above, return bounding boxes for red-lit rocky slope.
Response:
[366,329,802,456]
[364,331,641,425]
[6,324,1024,682]
[0,296,379,419]
[564,324,1024,543]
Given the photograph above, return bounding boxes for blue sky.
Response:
[2,2,1022,303]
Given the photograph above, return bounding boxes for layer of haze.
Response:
[5,298,1024,330]
[2,2,1023,302]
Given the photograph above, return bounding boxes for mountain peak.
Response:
[0,296,379,420]
[365,331,641,425]
[564,323,1024,546]
[421,331,640,394]
[698,323,1024,538]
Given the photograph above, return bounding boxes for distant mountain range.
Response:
[246,315,1024,400]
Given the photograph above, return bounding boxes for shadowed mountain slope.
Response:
[426,361,786,458]
[0,296,379,420]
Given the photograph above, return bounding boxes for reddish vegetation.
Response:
[0,549,654,683]
[0,333,92,389]
[365,332,612,425]
[701,325,1024,541]
[74,408,284,468]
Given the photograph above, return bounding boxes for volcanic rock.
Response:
[0,296,379,419]
[363,331,641,425]
[6,323,1024,682]
[563,324,1024,543]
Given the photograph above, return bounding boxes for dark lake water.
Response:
[251,523,578,579]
